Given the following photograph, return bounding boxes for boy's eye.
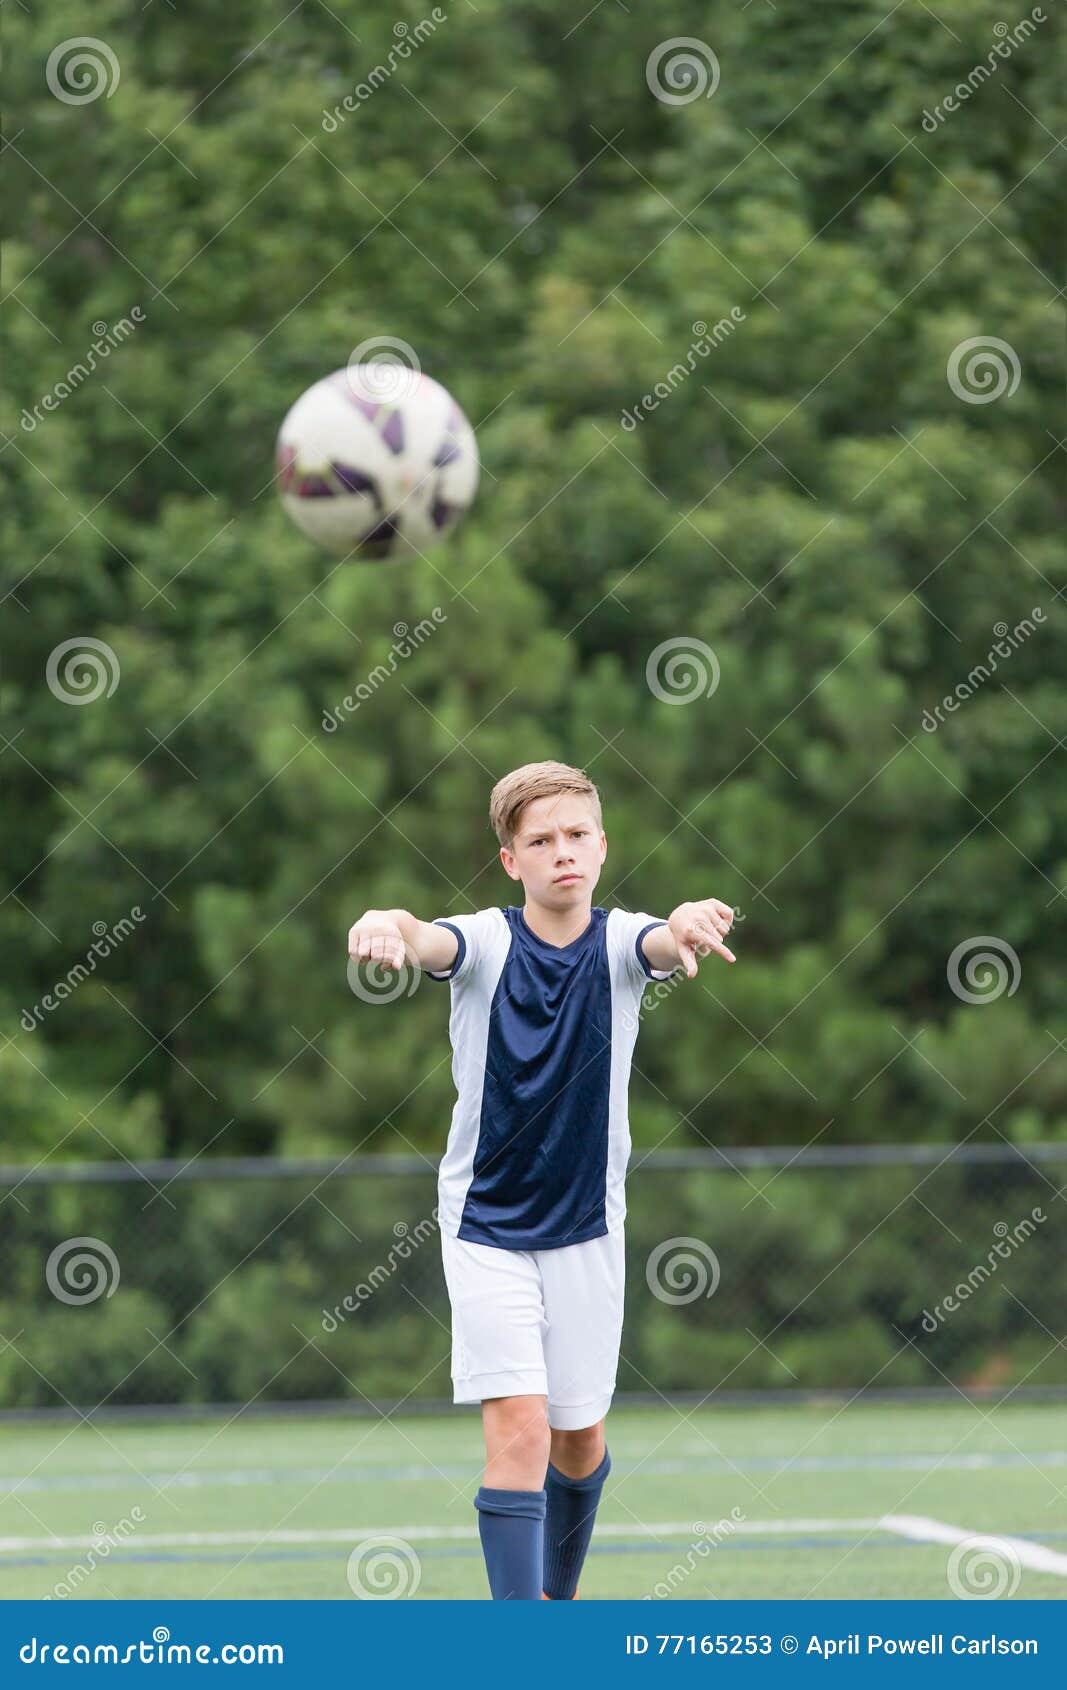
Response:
[528,831,589,845]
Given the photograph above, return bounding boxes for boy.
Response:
[347,761,735,1599]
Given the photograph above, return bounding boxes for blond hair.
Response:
[489,761,602,849]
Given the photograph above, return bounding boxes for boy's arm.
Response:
[641,899,736,979]
[347,908,458,974]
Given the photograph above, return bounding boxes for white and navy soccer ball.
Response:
[275,365,479,558]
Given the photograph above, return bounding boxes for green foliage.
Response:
[2,1161,1060,1407]
[1,0,1063,1173]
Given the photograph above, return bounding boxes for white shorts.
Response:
[440,1228,626,1430]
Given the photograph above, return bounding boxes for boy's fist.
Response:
[668,898,735,977]
[347,910,407,972]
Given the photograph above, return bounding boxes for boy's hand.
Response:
[347,909,407,972]
[667,899,736,977]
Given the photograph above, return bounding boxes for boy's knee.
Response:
[483,1395,551,1464]
[550,1422,605,1478]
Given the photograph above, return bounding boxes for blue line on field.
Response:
[5,1449,1067,1495]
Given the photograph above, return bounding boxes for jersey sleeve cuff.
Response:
[635,919,677,981]
[425,919,466,981]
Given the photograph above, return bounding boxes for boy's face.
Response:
[500,794,607,909]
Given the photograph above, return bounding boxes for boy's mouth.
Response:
[553,873,582,885]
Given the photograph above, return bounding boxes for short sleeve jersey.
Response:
[426,905,677,1251]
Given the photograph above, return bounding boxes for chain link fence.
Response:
[1,1144,1063,1415]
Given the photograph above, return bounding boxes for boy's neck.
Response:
[521,898,593,948]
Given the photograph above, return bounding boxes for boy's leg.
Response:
[538,1230,626,1598]
[439,1232,552,1599]
[549,1421,605,1479]
[475,1393,551,1600]
[542,1419,612,1599]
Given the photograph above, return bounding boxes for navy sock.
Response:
[473,1485,547,1600]
[542,1445,611,1599]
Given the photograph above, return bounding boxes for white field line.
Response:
[882,1514,1067,1578]
[0,1517,883,1553]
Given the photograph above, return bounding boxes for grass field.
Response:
[1,1401,1065,1601]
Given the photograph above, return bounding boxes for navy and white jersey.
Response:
[426,905,677,1252]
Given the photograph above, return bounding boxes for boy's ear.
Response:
[499,845,521,882]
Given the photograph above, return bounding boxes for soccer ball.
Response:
[275,365,479,558]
